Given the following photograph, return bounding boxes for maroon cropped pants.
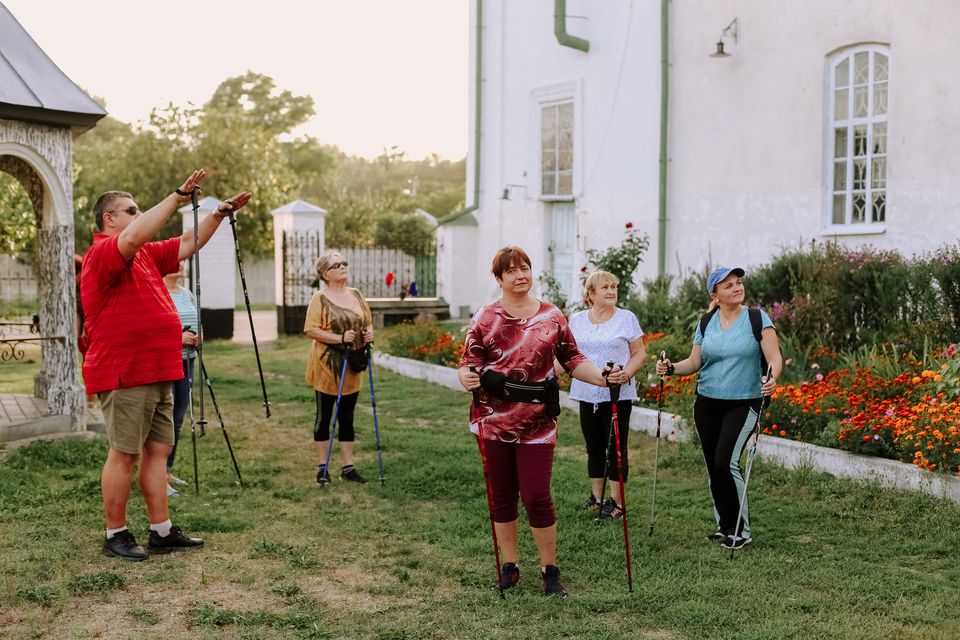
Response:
[479,438,556,528]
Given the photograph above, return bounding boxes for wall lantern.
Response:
[710,18,738,58]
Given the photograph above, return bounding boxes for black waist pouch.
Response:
[479,370,561,417]
[333,344,370,373]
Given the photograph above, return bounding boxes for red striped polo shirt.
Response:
[80,233,183,394]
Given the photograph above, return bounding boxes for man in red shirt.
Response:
[81,168,250,561]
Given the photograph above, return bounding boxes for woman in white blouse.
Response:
[566,271,646,519]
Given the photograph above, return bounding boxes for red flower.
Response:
[386,272,395,285]
[580,266,588,273]
[625,222,634,229]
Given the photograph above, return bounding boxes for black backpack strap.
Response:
[698,307,719,339]
[749,307,769,375]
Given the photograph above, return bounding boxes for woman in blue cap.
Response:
[656,266,781,549]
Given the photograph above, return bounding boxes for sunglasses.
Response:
[327,261,349,270]
[107,205,140,216]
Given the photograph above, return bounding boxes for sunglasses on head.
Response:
[327,261,349,270]
[107,205,140,216]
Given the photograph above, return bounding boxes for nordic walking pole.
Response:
[321,352,350,485]
[606,362,634,592]
[187,363,199,495]
[188,187,208,495]
[366,347,385,487]
[730,364,774,560]
[594,362,621,523]
[200,361,244,488]
[469,366,505,599]
[649,351,666,536]
[226,211,271,418]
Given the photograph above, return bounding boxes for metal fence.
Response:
[0,254,36,301]
[279,230,437,334]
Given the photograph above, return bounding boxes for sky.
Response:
[3,0,469,160]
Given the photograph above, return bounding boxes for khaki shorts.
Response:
[98,382,175,454]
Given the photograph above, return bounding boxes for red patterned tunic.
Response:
[460,300,587,444]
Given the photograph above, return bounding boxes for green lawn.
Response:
[1,337,958,639]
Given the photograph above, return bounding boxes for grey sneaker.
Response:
[721,534,752,550]
[579,495,601,511]
[102,530,147,562]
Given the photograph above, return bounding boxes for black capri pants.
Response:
[579,400,633,481]
[313,391,359,442]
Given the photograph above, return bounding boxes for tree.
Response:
[0,172,36,255]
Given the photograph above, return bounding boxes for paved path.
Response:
[232,309,278,345]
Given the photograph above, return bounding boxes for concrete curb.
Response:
[373,351,960,503]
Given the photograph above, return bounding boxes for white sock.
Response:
[105,526,127,539]
[149,519,172,538]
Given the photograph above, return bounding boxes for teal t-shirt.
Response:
[694,307,774,400]
[168,288,199,361]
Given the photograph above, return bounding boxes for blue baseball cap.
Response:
[706,266,745,294]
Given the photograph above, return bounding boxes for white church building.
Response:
[437,0,960,316]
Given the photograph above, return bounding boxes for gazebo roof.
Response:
[271,199,327,215]
[0,2,106,132]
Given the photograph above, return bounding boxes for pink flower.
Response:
[811,363,820,370]
[816,373,824,382]
[785,358,793,366]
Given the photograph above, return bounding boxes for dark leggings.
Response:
[167,357,194,471]
[481,438,557,528]
[693,394,762,537]
[313,391,359,442]
[579,400,632,481]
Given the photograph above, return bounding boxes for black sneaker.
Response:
[341,467,367,484]
[147,525,204,554]
[316,466,331,485]
[721,534,752,550]
[579,495,601,512]
[102,530,147,562]
[495,562,520,591]
[598,498,624,520]
[541,565,567,597]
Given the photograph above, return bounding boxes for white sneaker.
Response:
[721,534,752,550]
[167,484,180,498]
[169,475,188,486]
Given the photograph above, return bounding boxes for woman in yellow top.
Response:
[304,250,374,484]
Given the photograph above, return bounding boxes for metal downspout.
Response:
[443,0,483,222]
[554,0,589,52]
[657,0,669,276]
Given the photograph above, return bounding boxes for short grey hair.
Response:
[93,190,132,231]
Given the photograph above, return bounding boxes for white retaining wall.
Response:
[373,351,960,503]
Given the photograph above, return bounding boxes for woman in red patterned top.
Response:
[458,246,627,597]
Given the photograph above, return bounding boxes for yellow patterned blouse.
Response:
[303,288,373,395]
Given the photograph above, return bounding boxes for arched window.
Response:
[827,45,889,228]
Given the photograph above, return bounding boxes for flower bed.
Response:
[637,339,960,476]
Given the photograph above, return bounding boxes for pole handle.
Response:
[468,365,480,408]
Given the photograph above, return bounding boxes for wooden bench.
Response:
[365,297,450,329]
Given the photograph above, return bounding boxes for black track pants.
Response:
[693,394,762,537]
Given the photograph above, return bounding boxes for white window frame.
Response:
[821,44,890,236]
[530,81,582,202]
